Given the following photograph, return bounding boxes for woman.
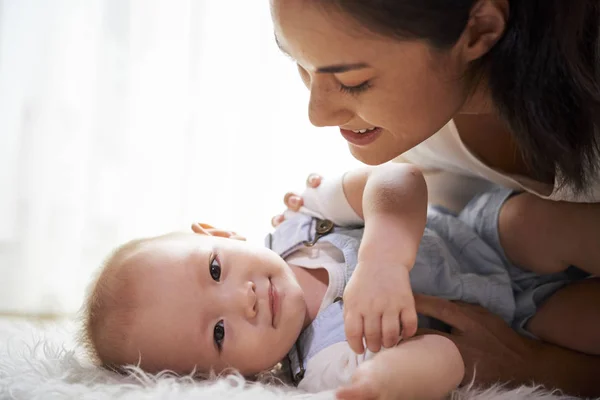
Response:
[268,0,600,396]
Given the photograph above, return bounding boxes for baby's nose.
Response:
[243,281,257,319]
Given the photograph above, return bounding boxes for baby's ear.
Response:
[191,223,246,241]
[191,222,212,236]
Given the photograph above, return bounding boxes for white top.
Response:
[394,120,600,212]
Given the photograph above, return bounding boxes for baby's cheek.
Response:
[240,331,283,373]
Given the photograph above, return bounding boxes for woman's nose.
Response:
[308,81,353,128]
[242,281,257,319]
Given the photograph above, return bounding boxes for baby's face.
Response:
[121,230,307,376]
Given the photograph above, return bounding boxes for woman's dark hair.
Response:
[329,0,600,193]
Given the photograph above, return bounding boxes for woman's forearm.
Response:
[530,341,600,398]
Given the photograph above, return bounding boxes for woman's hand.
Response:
[414,294,600,397]
[414,294,540,386]
[271,173,322,227]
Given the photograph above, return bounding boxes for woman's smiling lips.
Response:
[339,127,383,146]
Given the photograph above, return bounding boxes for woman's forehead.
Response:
[273,4,395,70]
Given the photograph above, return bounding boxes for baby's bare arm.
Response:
[337,334,464,400]
[339,164,428,353]
[499,192,600,275]
[342,163,428,271]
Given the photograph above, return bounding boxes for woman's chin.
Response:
[348,143,400,166]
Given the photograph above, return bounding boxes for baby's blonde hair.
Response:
[79,237,150,370]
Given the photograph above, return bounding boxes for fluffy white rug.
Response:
[0,318,584,400]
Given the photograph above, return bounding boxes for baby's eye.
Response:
[214,320,225,350]
[209,256,221,281]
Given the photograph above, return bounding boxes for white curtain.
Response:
[0,0,362,315]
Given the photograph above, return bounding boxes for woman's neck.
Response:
[459,75,496,115]
[453,113,537,178]
[455,79,549,181]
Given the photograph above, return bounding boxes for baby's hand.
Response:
[336,358,390,400]
[343,263,417,354]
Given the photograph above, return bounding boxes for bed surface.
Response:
[0,317,582,400]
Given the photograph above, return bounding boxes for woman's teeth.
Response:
[352,127,377,134]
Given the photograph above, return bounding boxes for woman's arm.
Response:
[499,192,600,276]
[336,334,464,400]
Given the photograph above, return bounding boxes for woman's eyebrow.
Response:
[274,35,370,74]
[314,63,369,73]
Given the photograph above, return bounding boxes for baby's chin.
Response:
[235,353,290,377]
[229,334,300,377]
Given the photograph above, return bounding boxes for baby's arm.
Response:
[337,334,464,400]
[298,164,429,353]
[341,164,428,273]
[340,164,429,353]
[499,192,600,276]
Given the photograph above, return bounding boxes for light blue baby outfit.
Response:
[265,188,588,384]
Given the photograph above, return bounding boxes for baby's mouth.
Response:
[269,278,278,328]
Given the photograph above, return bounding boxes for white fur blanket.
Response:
[0,318,583,400]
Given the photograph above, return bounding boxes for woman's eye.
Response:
[213,320,225,350]
[339,81,371,95]
[209,256,221,281]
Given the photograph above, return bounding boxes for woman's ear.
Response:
[459,0,509,62]
[191,223,246,241]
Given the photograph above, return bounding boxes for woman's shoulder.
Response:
[395,120,600,204]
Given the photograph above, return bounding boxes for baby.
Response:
[82,164,599,399]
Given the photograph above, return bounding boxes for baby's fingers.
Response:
[381,312,401,348]
[306,173,322,188]
[344,312,365,354]
[283,192,303,211]
[363,314,382,353]
[401,306,418,339]
[271,215,285,227]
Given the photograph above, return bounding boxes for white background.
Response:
[0,0,362,315]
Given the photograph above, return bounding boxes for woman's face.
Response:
[271,0,472,165]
